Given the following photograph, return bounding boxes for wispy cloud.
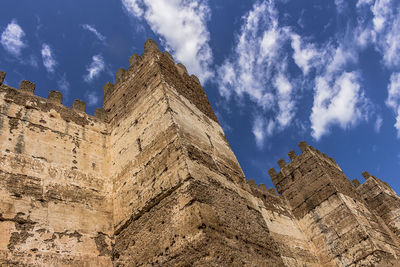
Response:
[217,0,374,144]
[84,55,105,82]
[81,24,106,42]
[0,19,26,57]
[290,33,320,76]
[121,0,213,82]
[41,43,57,73]
[216,0,298,146]
[386,72,400,137]
[86,91,99,106]
[57,73,70,94]
[357,0,400,68]
[374,115,383,133]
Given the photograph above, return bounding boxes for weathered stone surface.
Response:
[1,39,400,266]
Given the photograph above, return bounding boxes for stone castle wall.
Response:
[0,76,112,265]
[0,39,400,266]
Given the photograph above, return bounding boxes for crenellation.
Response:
[362,171,371,179]
[129,53,141,69]
[72,99,86,112]
[191,74,201,84]
[176,62,188,76]
[288,150,297,161]
[94,108,108,122]
[0,71,5,85]
[1,38,400,266]
[352,178,361,187]
[298,140,308,152]
[163,51,174,63]
[268,188,278,196]
[247,178,257,189]
[102,82,115,105]
[115,68,127,84]
[258,183,268,194]
[19,80,35,94]
[144,38,159,53]
[47,90,62,104]
[277,158,286,169]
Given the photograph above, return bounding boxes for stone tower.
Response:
[269,142,400,266]
[0,39,400,266]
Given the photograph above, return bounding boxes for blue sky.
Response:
[1,0,399,192]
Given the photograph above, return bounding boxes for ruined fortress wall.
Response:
[0,80,112,266]
[270,144,400,266]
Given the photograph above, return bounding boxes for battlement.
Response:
[268,141,342,187]
[2,39,400,267]
[101,38,216,126]
[0,72,107,124]
[246,178,278,198]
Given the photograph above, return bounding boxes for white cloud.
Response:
[57,73,70,94]
[386,72,400,137]
[217,0,296,142]
[275,74,295,128]
[356,0,400,68]
[311,72,369,139]
[335,0,346,13]
[41,43,57,73]
[81,24,106,41]
[252,116,266,149]
[122,0,144,17]
[84,55,105,82]
[86,92,99,106]
[374,115,383,133]
[290,34,320,75]
[121,0,213,82]
[0,20,26,56]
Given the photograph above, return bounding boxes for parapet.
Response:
[362,171,371,179]
[0,71,5,85]
[101,38,219,124]
[352,179,361,188]
[73,99,86,112]
[20,80,36,94]
[0,70,107,123]
[268,141,342,185]
[246,178,280,200]
[144,38,159,53]
[48,90,63,104]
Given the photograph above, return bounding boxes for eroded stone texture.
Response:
[270,143,400,266]
[0,82,112,265]
[1,40,400,266]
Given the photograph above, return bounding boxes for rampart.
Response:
[0,39,399,266]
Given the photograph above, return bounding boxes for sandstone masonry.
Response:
[0,39,399,266]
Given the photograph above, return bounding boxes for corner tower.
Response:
[269,142,400,266]
[106,39,289,265]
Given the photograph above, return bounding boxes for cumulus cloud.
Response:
[0,20,26,56]
[81,24,106,41]
[121,0,213,82]
[386,73,400,137]
[311,72,369,139]
[84,55,105,82]
[41,43,57,73]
